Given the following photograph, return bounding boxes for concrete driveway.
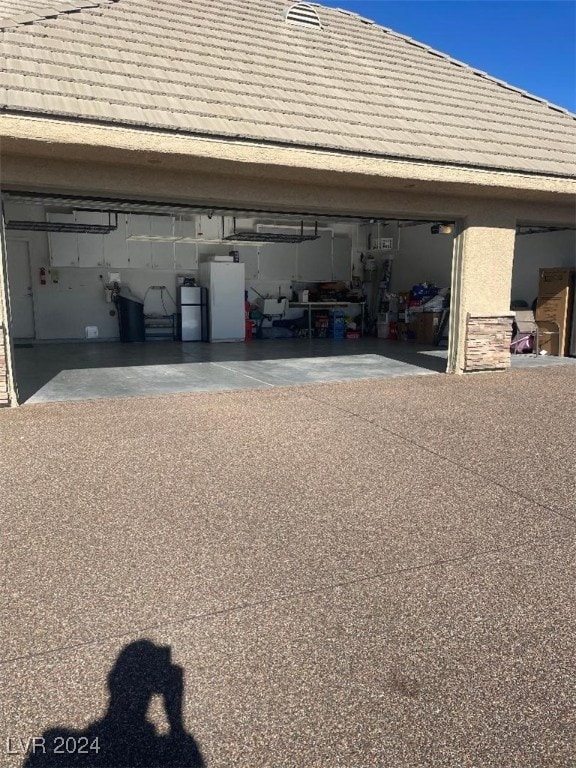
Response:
[1,366,574,767]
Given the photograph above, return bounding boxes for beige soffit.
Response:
[2,114,575,202]
[0,0,575,178]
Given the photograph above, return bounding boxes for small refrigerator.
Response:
[198,261,245,342]
[179,286,207,341]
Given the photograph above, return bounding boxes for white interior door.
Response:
[6,240,35,339]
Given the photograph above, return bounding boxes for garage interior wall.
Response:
[389,223,454,293]
[511,230,576,305]
[390,226,575,301]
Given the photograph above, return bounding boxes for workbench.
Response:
[289,302,365,338]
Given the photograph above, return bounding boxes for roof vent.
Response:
[284,3,322,29]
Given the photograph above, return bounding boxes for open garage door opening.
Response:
[2,190,457,404]
[510,223,576,363]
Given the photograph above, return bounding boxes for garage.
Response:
[1,0,575,406]
[6,190,574,404]
[510,225,576,359]
[4,191,459,403]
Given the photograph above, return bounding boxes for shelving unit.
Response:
[144,314,178,341]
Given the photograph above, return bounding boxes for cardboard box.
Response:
[538,268,575,298]
[396,321,407,342]
[536,321,560,356]
[536,269,574,356]
[416,312,442,345]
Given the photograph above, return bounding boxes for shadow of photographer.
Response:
[23,639,205,767]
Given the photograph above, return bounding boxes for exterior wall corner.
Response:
[448,211,517,374]
[0,215,17,407]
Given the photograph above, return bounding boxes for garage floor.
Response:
[12,338,576,404]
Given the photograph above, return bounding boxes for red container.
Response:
[245,320,253,341]
[388,322,398,340]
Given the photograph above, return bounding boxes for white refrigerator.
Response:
[198,261,245,342]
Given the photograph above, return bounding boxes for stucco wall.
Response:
[449,211,517,373]
[2,116,575,205]
[2,150,575,227]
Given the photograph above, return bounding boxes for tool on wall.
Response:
[39,267,47,286]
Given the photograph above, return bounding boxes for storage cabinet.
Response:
[258,241,297,280]
[174,217,196,240]
[124,214,176,269]
[126,240,152,269]
[103,214,130,268]
[49,212,130,268]
[297,230,332,281]
[333,235,352,281]
[151,242,175,271]
[45,211,355,284]
[254,226,339,281]
[174,243,198,271]
[76,212,106,267]
[126,215,152,269]
[242,246,259,279]
[195,215,222,241]
[48,213,79,266]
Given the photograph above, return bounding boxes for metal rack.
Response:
[144,314,177,341]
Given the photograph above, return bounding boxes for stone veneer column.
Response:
[448,210,516,374]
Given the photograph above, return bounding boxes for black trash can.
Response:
[115,290,145,343]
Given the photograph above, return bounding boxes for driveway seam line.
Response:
[210,362,275,387]
[302,393,576,526]
[0,534,565,668]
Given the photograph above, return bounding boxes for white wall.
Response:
[389,224,454,293]
[512,230,576,305]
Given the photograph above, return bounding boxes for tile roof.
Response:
[0,0,575,177]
